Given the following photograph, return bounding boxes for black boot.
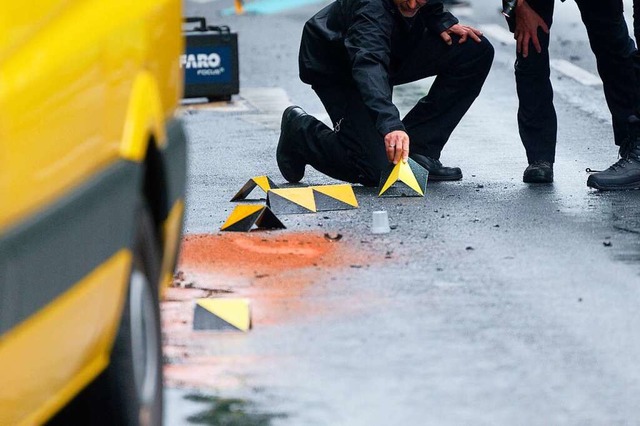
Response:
[587,116,640,190]
[410,153,463,181]
[523,160,554,183]
[276,106,307,183]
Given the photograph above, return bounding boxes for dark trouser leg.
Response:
[635,0,640,43]
[576,0,638,146]
[634,0,640,114]
[292,84,388,187]
[634,0,640,97]
[509,0,557,164]
[391,33,495,160]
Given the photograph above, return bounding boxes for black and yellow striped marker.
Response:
[230,176,278,201]
[378,158,428,197]
[220,204,285,232]
[193,298,251,332]
[267,184,358,214]
[313,184,359,211]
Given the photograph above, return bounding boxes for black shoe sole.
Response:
[523,171,553,183]
[428,173,463,181]
[523,177,553,183]
[587,180,640,190]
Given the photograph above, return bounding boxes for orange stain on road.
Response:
[179,232,343,274]
[169,231,372,326]
[163,231,377,390]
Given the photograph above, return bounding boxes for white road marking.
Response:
[479,23,515,46]
[550,59,602,86]
[447,6,473,18]
[480,23,603,87]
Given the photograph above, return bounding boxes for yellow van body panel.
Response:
[0,0,185,423]
[0,0,182,231]
[120,71,167,162]
[0,251,131,426]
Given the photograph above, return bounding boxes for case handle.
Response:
[183,17,207,32]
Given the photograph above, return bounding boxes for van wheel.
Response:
[105,205,164,425]
[48,205,164,426]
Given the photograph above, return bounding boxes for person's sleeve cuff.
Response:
[379,122,406,137]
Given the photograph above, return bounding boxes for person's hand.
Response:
[440,24,483,45]
[514,0,549,57]
[384,130,410,164]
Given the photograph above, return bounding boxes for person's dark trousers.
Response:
[635,0,640,43]
[393,32,494,161]
[634,0,640,94]
[291,33,494,187]
[508,0,557,164]
[576,0,638,147]
[633,0,640,115]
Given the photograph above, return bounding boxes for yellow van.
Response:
[0,1,186,424]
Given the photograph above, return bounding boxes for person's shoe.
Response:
[587,116,640,190]
[276,106,307,183]
[410,153,463,181]
[523,160,554,183]
[586,152,640,190]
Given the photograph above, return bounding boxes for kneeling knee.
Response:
[479,37,495,68]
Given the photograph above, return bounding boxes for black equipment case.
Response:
[181,17,239,101]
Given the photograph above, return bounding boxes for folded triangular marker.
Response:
[311,184,359,209]
[230,176,278,201]
[193,298,251,332]
[378,158,428,197]
[267,187,317,214]
[220,204,285,232]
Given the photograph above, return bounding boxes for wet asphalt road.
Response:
[166,1,640,424]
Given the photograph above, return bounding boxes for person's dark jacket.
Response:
[299,0,458,137]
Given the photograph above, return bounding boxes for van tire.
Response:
[103,204,164,425]
[47,204,164,426]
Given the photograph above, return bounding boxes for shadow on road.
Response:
[182,393,287,425]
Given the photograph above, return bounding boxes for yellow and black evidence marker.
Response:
[193,298,251,332]
[267,184,359,214]
[378,158,428,197]
[220,204,285,232]
[230,175,278,201]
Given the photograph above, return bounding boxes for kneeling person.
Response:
[277,0,494,186]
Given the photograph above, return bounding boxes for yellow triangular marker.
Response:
[378,162,402,196]
[270,188,317,212]
[312,184,359,207]
[230,176,278,201]
[197,299,251,332]
[397,161,424,196]
[220,204,264,230]
[253,176,272,192]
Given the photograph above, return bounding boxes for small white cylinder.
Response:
[371,211,391,234]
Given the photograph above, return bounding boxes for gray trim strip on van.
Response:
[0,161,141,336]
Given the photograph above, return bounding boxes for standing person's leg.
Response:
[276,84,388,187]
[577,0,640,190]
[576,0,637,147]
[633,0,640,87]
[507,0,556,183]
[390,30,494,179]
[634,0,640,49]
